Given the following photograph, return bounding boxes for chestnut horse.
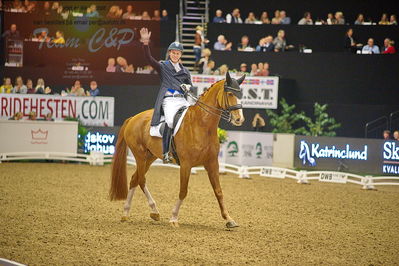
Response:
[109,72,245,228]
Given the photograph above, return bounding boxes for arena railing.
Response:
[1,152,398,189]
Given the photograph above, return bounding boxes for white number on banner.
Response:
[319,172,348,183]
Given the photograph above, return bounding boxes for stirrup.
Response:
[163,153,173,164]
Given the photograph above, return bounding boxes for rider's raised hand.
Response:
[140,28,151,45]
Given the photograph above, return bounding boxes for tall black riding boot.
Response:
[162,125,173,164]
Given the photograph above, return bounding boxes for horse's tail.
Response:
[109,118,131,201]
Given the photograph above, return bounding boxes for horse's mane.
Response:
[199,79,224,97]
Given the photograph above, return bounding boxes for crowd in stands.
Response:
[213,8,398,26]
[0,77,101,96]
[1,0,169,21]
[344,28,396,54]
[383,130,399,141]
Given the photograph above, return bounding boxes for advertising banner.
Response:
[192,74,279,109]
[225,131,273,166]
[294,135,399,175]
[0,94,114,126]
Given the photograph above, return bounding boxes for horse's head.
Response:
[218,72,245,126]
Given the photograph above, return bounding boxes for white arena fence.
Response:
[1,151,399,190]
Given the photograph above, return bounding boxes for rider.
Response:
[140,28,193,163]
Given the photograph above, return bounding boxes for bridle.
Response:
[187,82,243,123]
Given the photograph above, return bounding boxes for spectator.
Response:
[335,12,345,25]
[122,5,135,19]
[24,0,36,13]
[344,28,358,53]
[280,10,291,24]
[271,10,281,24]
[383,130,391,140]
[298,12,313,25]
[13,76,27,93]
[326,13,336,25]
[152,10,161,21]
[213,9,226,23]
[259,11,270,24]
[0,77,13,93]
[141,11,151,20]
[389,15,397,25]
[214,64,229,75]
[237,63,249,75]
[9,112,23,120]
[106,58,116,72]
[379,13,389,25]
[249,63,257,76]
[160,9,168,21]
[68,80,85,96]
[256,62,267,76]
[354,14,365,25]
[53,31,65,44]
[28,111,37,121]
[263,62,270,76]
[393,130,399,141]
[116,56,134,72]
[362,38,380,54]
[237,35,254,51]
[107,5,122,19]
[12,0,25,12]
[245,12,257,24]
[213,35,232,51]
[35,78,46,94]
[252,113,266,131]
[37,30,50,43]
[87,81,100,96]
[226,8,243,24]
[194,26,208,69]
[86,4,99,18]
[273,30,287,52]
[256,36,274,52]
[26,79,35,94]
[382,38,396,54]
[203,60,215,75]
[198,48,211,74]
[2,24,20,39]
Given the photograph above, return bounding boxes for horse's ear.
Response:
[236,74,246,85]
[225,71,232,85]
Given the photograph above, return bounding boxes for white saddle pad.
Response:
[149,108,189,138]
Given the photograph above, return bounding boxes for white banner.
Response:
[0,120,77,153]
[225,131,274,166]
[191,74,279,109]
[0,94,114,126]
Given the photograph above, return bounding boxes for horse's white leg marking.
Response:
[123,187,136,217]
[170,199,183,222]
[143,186,159,214]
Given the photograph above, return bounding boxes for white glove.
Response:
[180,84,191,92]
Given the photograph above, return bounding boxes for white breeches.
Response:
[162,96,190,128]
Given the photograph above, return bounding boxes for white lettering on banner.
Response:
[0,94,114,126]
[318,172,348,183]
[311,144,367,160]
[383,142,399,160]
[84,132,116,155]
[383,165,399,174]
[260,167,285,178]
[191,74,279,109]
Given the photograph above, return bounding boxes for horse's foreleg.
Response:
[205,159,238,228]
[170,164,191,227]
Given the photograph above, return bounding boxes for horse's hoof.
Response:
[121,216,128,222]
[226,220,239,228]
[150,212,160,221]
[169,220,179,228]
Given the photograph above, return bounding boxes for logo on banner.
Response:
[31,129,48,144]
[256,142,262,158]
[227,141,238,157]
[299,140,316,166]
[383,141,399,174]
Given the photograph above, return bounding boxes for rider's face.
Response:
[169,50,182,63]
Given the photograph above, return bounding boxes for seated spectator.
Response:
[226,8,243,24]
[87,81,100,96]
[26,79,35,94]
[122,5,135,19]
[379,13,389,25]
[256,62,267,76]
[298,12,313,25]
[106,58,116,72]
[382,38,396,54]
[141,11,151,20]
[256,36,274,52]
[263,62,270,76]
[2,24,20,40]
[383,130,391,140]
[160,9,168,21]
[107,5,122,19]
[116,56,134,72]
[259,11,270,24]
[53,31,65,44]
[354,14,365,25]
[13,76,27,93]
[273,30,287,52]
[344,28,360,53]
[326,13,336,25]
[37,30,50,43]
[35,78,46,94]
[213,35,232,51]
[68,80,85,96]
[86,4,99,18]
[249,63,257,76]
[393,130,399,141]
[9,112,23,120]
[280,10,291,24]
[213,9,226,23]
[28,111,37,121]
[271,10,281,24]
[152,10,161,21]
[389,14,397,25]
[24,0,36,13]
[0,77,13,94]
[203,60,215,75]
[198,48,211,74]
[237,63,249,75]
[237,35,254,51]
[362,38,380,54]
[335,12,345,25]
[12,0,25,12]
[245,12,258,24]
[214,64,229,75]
